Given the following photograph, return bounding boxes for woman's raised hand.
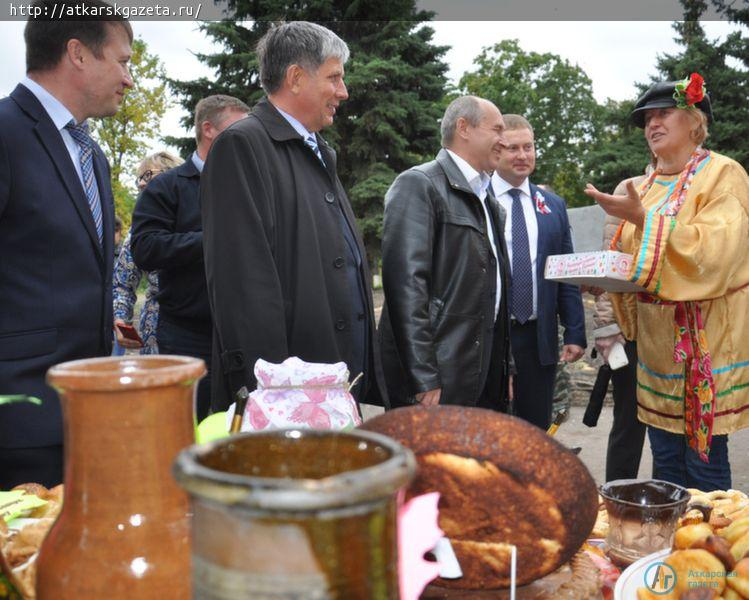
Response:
[584,179,645,229]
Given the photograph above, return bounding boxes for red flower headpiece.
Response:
[673,73,706,109]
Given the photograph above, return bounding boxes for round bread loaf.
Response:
[360,406,598,589]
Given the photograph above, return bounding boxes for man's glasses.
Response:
[137,169,162,185]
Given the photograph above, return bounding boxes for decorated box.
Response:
[544,251,645,292]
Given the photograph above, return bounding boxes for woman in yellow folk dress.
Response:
[585,74,749,491]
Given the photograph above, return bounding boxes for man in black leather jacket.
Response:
[379,95,512,409]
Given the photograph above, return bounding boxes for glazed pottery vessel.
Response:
[36,355,205,599]
[173,428,416,599]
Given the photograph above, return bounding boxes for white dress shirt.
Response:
[446,149,501,319]
[191,151,204,173]
[21,76,93,191]
[274,103,314,140]
[491,173,538,320]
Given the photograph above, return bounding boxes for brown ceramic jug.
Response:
[36,355,205,599]
[173,428,416,599]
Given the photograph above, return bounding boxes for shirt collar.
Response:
[191,151,204,173]
[273,104,313,141]
[445,149,490,198]
[21,76,78,131]
[491,173,531,198]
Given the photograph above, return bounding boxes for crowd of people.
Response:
[1,0,749,496]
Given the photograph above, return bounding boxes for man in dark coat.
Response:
[201,22,385,411]
[131,95,249,421]
[379,96,513,409]
[0,1,133,488]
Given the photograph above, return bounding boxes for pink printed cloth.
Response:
[240,357,362,432]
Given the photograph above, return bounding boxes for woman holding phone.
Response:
[113,151,183,354]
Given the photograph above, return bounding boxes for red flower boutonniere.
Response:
[534,190,551,215]
[674,73,706,109]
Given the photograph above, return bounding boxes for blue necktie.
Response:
[66,120,103,245]
[509,188,533,323]
[304,133,325,166]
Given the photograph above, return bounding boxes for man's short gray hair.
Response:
[194,94,250,143]
[441,96,486,147]
[257,21,350,95]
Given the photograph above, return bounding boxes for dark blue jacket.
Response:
[527,183,586,365]
[130,159,211,331]
[0,84,115,448]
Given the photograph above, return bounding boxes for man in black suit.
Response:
[0,1,133,488]
[201,22,386,411]
[131,95,249,421]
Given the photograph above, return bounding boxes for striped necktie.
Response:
[65,120,103,245]
[304,133,326,166]
[509,188,533,323]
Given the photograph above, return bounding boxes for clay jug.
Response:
[173,428,416,599]
[36,355,205,599]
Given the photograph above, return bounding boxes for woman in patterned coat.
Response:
[585,74,749,491]
[113,151,183,354]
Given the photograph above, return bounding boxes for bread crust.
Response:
[360,406,598,588]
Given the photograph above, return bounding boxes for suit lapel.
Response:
[255,100,338,185]
[530,183,546,264]
[13,84,105,263]
[33,118,104,263]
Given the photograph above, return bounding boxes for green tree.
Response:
[168,5,449,265]
[653,16,749,168]
[583,8,748,194]
[582,99,651,195]
[91,38,169,228]
[458,39,602,206]
[705,0,749,32]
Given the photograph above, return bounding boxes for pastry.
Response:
[731,530,749,562]
[689,535,735,571]
[591,496,609,538]
[722,586,744,600]
[720,517,749,545]
[666,549,726,596]
[726,557,749,598]
[678,588,719,599]
[674,523,713,550]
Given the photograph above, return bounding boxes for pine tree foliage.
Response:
[654,15,749,168]
[167,3,449,263]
